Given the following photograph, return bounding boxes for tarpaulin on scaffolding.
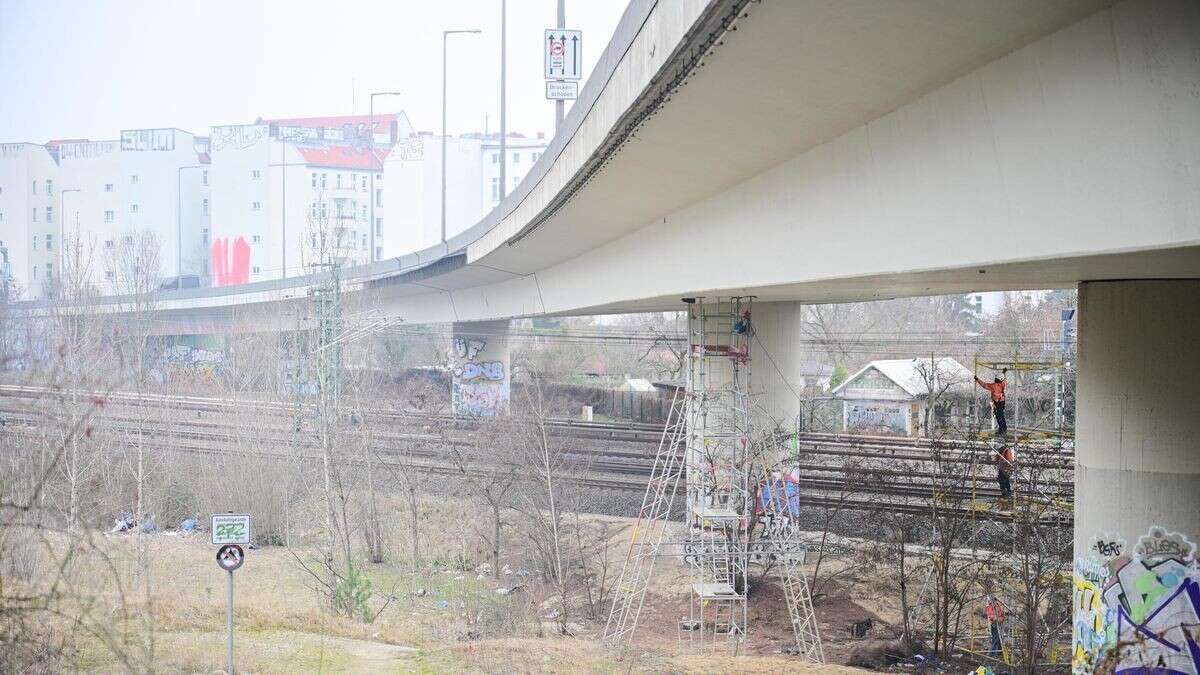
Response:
[758,478,800,516]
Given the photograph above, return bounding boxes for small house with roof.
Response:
[830,357,975,436]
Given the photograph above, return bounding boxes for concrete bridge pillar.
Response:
[749,301,807,432]
[449,320,511,417]
[1072,280,1200,673]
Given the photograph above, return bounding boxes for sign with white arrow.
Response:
[544,29,582,81]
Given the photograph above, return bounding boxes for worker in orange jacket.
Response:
[975,368,1008,436]
[985,595,1005,659]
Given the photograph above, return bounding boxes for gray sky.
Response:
[0,0,627,143]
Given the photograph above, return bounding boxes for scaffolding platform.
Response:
[693,582,740,598]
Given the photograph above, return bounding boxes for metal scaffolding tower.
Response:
[604,297,823,661]
[683,297,753,654]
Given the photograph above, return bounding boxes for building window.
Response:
[251,169,261,180]
[32,207,38,222]
[104,183,113,192]
[251,201,261,210]
[361,205,367,220]
[45,262,53,280]
[375,188,382,207]
[532,152,541,162]
[492,153,499,164]
[513,176,519,187]
[202,198,209,216]
[104,240,114,249]
[0,212,4,221]
[491,178,499,201]
[105,270,114,281]
[360,175,367,191]
[311,173,317,188]
[201,228,208,245]
[122,235,133,245]
[45,234,53,251]
[336,173,343,189]
[374,218,382,236]
[46,179,53,195]
[513,152,520,164]
[32,265,37,279]
[130,174,139,184]
[32,235,37,250]
[252,266,260,274]
[46,206,53,223]
[31,180,37,194]
[319,203,327,219]
[131,204,139,214]
[361,234,367,248]
[104,210,114,223]
[375,246,382,259]
[252,235,261,244]
[320,173,327,189]
[202,170,208,185]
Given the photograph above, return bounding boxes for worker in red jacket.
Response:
[994,445,1015,499]
[975,368,1008,436]
[985,595,1005,658]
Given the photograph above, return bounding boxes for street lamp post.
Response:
[59,188,81,295]
[499,0,507,201]
[442,28,481,244]
[369,91,402,263]
[177,165,205,282]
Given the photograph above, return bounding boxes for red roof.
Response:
[298,145,390,170]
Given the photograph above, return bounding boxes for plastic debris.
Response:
[180,518,197,533]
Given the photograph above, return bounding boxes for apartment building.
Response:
[208,113,412,284]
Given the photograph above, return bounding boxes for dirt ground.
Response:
[22,500,895,673]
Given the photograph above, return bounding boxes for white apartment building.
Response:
[208,113,412,285]
[480,133,548,208]
[969,290,1050,317]
[0,143,60,300]
[0,131,211,300]
[54,129,211,292]
[381,132,548,258]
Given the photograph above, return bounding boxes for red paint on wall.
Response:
[230,236,251,285]
[211,238,228,286]
[211,236,252,286]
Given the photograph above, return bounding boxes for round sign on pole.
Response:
[216,544,244,572]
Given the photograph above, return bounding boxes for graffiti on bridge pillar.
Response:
[1072,526,1199,674]
[450,336,509,417]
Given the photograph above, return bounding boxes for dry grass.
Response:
[9,496,876,673]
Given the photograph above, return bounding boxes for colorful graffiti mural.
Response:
[211,236,251,286]
[1073,526,1200,674]
[449,336,509,416]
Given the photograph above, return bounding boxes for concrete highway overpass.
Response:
[13,2,1200,670]
[23,0,1198,329]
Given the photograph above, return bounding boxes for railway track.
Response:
[0,384,1072,526]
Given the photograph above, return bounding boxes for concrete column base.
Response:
[1072,280,1200,674]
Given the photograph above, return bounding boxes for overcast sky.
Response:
[0,0,627,144]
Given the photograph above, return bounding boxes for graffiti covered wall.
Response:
[1073,526,1199,674]
[450,335,509,417]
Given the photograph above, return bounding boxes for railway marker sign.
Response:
[213,513,250,675]
[211,513,251,545]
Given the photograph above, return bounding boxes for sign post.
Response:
[213,514,250,674]
[544,27,582,120]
